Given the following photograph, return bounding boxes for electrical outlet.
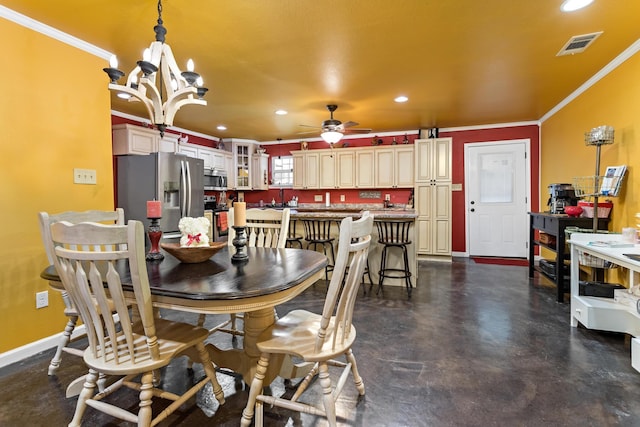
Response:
[36,290,49,309]
[385,194,391,201]
[340,195,345,202]
[73,168,97,185]
[314,195,322,202]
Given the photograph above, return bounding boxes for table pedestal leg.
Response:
[206,308,314,385]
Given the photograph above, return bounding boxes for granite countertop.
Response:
[288,204,417,220]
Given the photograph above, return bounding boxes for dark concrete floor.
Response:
[2,259,640,426]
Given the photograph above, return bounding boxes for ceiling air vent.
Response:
[557,31,603,56]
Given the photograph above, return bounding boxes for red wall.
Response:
[110,116,540,253]
[439,125,540,253]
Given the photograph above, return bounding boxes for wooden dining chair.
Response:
[241,211,374,427]
[38,209,125,376]
[50,220,225,427]
[198,207,291,336]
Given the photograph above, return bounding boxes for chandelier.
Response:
[102,0,207,136]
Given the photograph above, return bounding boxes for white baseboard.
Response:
[0,324,86,370]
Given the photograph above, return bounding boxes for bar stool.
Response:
[302,218,335,280]
[376,219,413,297]
[286,219,304,249]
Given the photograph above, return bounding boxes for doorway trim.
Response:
[464,139,532,257]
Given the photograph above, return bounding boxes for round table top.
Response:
[42,246,327,301]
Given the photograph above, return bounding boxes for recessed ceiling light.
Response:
[217,125,227,131]
[394,96,409,103]
[561,0,594,12]
[275,109,288,115]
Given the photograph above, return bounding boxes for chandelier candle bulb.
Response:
[146,200,162,219]
[234,202,247,227]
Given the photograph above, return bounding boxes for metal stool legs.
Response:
[375,220,413,298]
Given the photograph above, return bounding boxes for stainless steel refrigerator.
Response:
[116,152,204,242]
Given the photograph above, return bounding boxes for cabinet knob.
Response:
[470,208,475,212]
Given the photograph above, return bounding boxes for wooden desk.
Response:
[42,246,327,384]
[528,212,609,302]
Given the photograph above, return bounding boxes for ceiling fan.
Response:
[299,104,372,145]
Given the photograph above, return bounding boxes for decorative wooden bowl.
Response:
[160,241,226,263]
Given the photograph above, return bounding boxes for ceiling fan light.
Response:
[321,130,343,144]
[561,0,594,12]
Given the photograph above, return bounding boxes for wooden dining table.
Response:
[41,246,327,385]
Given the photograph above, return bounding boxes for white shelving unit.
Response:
[569,232,640,372]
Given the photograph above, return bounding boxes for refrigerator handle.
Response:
[185,160,192,217]
[181,160,188,217]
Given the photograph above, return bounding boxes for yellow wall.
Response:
[541,48,640,230]
[541,45,640,284]
[0,19,114,352]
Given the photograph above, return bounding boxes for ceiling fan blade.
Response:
[342,121,360,128]
[297,129,321,135]
[345,128,373,134]
[299,124,322,129]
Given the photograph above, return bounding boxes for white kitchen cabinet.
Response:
[336,151,355,188]
[177,143,199,158]
[415,137,452,182]
[414,137,452,257]
[252,153,269,190]
[293,151,319,189]
[224,152,235,189]
[415,182,451,255]
[356,149,375,188]
[319,152,337,188]
[112,124,157,155]
[157,134,179,153]
[374,146,414,188]
[234,142,252,190]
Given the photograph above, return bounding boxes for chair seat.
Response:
[84,318,210,376]
[256,309,356,362]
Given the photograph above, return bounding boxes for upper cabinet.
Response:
[291,145,415,190]
[252,153,269,190]
[415,138,452,182]
[356,150,375,188]
[374,146,414,188]
[293,151,319,189]
[336,151,356,188]
[319,152,337,189]
[224,139,265,191]
[112,124,175,155]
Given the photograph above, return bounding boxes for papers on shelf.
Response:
[588,240,635,248]
[600,165,626,196]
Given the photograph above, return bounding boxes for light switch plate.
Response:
[73,168,97,185]
[452,183,463,191]
[314,195,322,202]
[340,195,345,202]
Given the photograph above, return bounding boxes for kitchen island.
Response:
[285,205,418,290]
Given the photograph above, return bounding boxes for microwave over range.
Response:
[204,168,227,191]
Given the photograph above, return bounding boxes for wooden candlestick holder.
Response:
[231,226,249,262]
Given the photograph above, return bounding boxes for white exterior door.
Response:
[466,140,530,257]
